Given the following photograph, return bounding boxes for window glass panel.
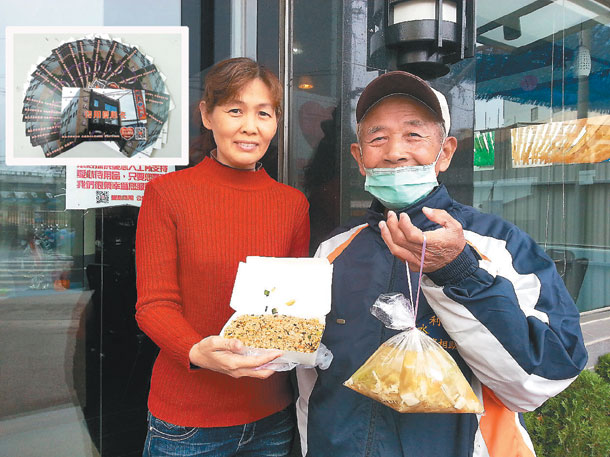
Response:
[475,0,610,312]
[0,2,180,456]
[288,0,343,251]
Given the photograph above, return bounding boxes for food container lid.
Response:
[229,256,333,318]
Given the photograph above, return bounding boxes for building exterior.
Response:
[87,89,122,139]
[60,89,88,147]
[1,1,609,456]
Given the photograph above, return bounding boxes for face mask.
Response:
[363,148,442,210]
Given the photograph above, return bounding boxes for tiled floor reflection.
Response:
[0,283,153,456]
[0,405,99,457]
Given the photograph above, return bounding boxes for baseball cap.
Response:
[356,71,451,133]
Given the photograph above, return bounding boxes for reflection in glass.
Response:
[1,3,182,455]
[0,165,95,455]
[474,0,610,312]
[290,0,344,252]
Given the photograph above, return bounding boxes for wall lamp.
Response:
[368,0,476,79]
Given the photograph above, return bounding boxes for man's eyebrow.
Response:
[365,119,426,135]
[402,119,426,128]
[365,125,386,136]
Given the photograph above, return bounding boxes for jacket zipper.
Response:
[363,255,400,457]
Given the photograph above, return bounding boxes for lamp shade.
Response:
[391,0,457,24]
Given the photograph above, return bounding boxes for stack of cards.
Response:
[22,35,172,158]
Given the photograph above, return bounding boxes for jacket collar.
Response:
[365,184,454,232]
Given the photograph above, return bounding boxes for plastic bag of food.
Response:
[343,237,483,414]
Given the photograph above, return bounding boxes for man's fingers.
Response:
[379,219,401,250]
[422,207,460,230]
[397,213,424,243]
[379,220,399,253]
[384,210,400,233]
[381,208,466,272]
[379,220,419,265]
[385,211,421,245]
[381,211,423,263]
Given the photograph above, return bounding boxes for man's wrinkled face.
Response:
[350,95,456,176]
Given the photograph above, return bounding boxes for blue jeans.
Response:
[143,407,295,457]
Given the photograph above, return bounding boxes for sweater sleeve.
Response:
[289,196,311,258]
[422,225,587,412]
[135,181,203,369]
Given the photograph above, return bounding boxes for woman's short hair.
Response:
[199,57,282,119]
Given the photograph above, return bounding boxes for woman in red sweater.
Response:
[136,58,310,456]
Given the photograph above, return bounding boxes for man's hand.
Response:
[189,335,282,379]
[379,207,466,273]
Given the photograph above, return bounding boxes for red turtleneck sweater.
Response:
[135,157,310,427]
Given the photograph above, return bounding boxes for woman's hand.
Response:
[189,336,282,379]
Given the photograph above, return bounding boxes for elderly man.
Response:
[296,71,587,457]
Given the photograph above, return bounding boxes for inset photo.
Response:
[5,26,188,166]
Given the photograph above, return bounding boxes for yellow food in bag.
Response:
[344,328,483,414]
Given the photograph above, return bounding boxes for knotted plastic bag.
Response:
[343,237,483,414]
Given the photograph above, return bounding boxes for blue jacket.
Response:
[296,184,587,457]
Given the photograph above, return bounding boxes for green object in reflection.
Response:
[474,131,495,168]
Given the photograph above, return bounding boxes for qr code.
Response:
[96,191,109,204]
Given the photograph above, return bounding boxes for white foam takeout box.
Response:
[220,256,333,366]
